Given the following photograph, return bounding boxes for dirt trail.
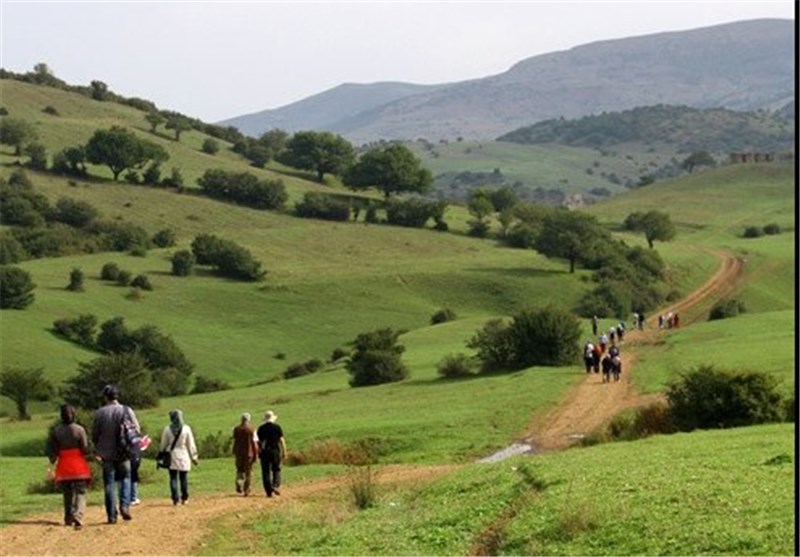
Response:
[0,249,743,556]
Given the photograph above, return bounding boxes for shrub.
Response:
[171,250,195,277]
[436,353,476,379]
[349,465,377,510]
[708,298,746,321]
[197,430,232,459]
[52,313,97,346]
[201,138,220,155]
[197,168,287,210]
[131,274,153,291]
[0,233,28,264]
[116,270,133,286]
[62,352,159,409]
[467,219,491,238]
[330,347,349,362]
[283,362,311,379]
[190,234,265,281]
[0,265,36,309]
[142,164,161,185]
[346,328,409,387]
[430,308,456,325]
[191,375,232,394]
[100,262,120,281]
[466,318,513,371]
[294,192,351,221]
[53,197,99,228]
[151,228,176,248]
[762,223,781,235]
[384,197,444,228]
[506,306,581,367]
[666,365,784,431]
[67,267,85,292]
[742,226,763,238]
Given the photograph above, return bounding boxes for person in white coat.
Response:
[159,409,198,505]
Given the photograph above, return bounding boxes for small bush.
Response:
[100,262,120,281]
[201,138,220,155]
[116,270,132,287]
[708,298,746,321]
[349,465,377,510]
[152,228,176,248]
[197,430,232,459]
[283,362,311,379]
[130,274,153,291]
[66,267,85,292]
[742,226,763,238]
[191,375,232,394]
[436,353,476,379]
[762,223,781,235]
[430,308,456,325]
[171,250,195,277]
[467,219,490,238]
[42,105,60,116]
[346,328,409,387]
[330,347,349,362]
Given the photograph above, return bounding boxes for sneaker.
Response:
[236,484,243,494]
[131,498,141,506]
[73,521,83,531]
[173,500,179,506]
[120,507,132,521]
[181,499,188,505]
[107,518,117,524]
[273,488,280,496]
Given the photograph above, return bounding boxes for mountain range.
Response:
[219,18,795,144]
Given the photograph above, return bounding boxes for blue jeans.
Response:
[102,459,131,521]
[168,469,189,503]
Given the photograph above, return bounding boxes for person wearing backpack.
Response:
[92,384,140,524]
[158,409,198,505]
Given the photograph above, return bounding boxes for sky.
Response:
[0,1,795,123]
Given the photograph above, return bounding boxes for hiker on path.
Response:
[158,409,198,505]
[92,385,140,524]
[658,314,664,329]
[583,342,595,373]
[591,315,599,336]
[257,410,286,498]
[598,333,609,354]
[638,311,645,330]
[232,412,259,496]
[617,322,625,343]
[673,312,680,328]
[611,355,622,381]
[47,404,92,530]
[601,353,613,383]
[608,327,616,346]
[130,434,151,506]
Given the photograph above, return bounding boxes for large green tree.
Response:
[278,131,355,182]
[628,210,676,248]
[0,118,38,156]
[344,143,432,198]
[0,265,36,309]
[85,126,168,180]
[165,114,192,141]
[534,210,607,273]
[0,367,53,420]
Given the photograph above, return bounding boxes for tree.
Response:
[171,250,195,276]
[0,118,38,156]
[0,367,53,420]
[54,197,99,228]
[630,210,676,249]
[534,210,607,273]
[346,328,409,387]
[62,353,159,410]
[279,131,355,182]
[201,138,219,155]
[681,150,716,173]
[144,111,166,133]
[90,80,110,101]
[23,142,48,170]
[67,267,85,292]
[85,126,168,180]
[165,115,192,141]
[345,143,432,198]
[0,265,36,309]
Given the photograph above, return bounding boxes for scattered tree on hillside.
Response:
[90,80,110,101]
[278,131,356,182]
[344,143,432,198]
[0,265,36,309]
[0,118,39,156]
[145,111,166,133]
[625,210,676,248]
[85,126,168,180]
[534,210,607,273]
[165,114,192,141]
[0,367,53,420]
[681,150,716,173]
[346,328,409,387]
[62,352,159,410]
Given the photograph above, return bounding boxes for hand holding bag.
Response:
[156,427,182,469]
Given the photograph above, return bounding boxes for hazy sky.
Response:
[0,1,794,122]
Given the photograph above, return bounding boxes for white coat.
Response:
[159,424,198,471]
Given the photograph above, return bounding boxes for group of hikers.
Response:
[45,384,286,529]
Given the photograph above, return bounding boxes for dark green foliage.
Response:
[0,265,36,309]
[666,365,784,431]
[467,219,491,238]
[0,233,28,264]
[365,203,379,223]
[165,113,192,141]
[0,117,38,155]
[466,319,514,371]
[283,359,324,379]
[190,233,265,281]
[681,150,716,173]
[743,226,764,238]
[0,195,46,227]
[436,353,476,379]
[10,225,86,258]
[294,192,351,221]
[162,167,184,188]
[346,328,409,387]
[100,262,120,281]
[384,197,446,228]
[62,353,159,410]
[171,250,195,277]
[0,367,53,420]
[53,197,99,228]
[330,347,350,362]
[534,210,609,273]
[762,223,781,235]
[279,131,355,182]
[131,274,152,291]
[197,168,287,210]
[67,267,85,292]
[197,430,233,459]
[151,228,176,248]
[624,210,675,248]
[142,163,161,185]
[24,142,48,170]
[144,111,166,133]
[201,138,220,155]
[85,126,168,181]
[191,375,232,394]
[430,308,457,325]
[51,146,87,177]
[576,281,633,319]
[52,313,97,346]
[708,298,746,320]
[345,143,432,198]
[87,220,150,253]
[116,270,132,286]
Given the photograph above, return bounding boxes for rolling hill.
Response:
[219,18,795,142]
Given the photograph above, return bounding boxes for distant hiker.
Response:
[591,315,599,336]
[598,334,609,354]
[601,354,613,383]
[608,327,616,345]
[131,434,151,506]
[232,413,259,497]
[583,342,595,373]
[592,343,601,373]
[609,345,619,359]
[47,404,92,530]
[257,410,286,498]
[667,312,674,329]
[158,409,198,505]
[673,312,680,328]
[92,384,140,524]
[658,314,664,329]
[638,312,645,330]
[611,355,622,382]
[617,322,625,342]
[631,312,639,330]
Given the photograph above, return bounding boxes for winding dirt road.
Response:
[0,249,743,556]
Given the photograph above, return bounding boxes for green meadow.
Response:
[0,80,795,555]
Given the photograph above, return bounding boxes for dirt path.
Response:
[0,249,743,556]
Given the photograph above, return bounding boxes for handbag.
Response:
[156,426,182,469]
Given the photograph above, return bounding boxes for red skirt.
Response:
[55,448,92,484]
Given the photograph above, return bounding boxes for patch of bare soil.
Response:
[0,249,743,556]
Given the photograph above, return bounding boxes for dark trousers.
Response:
[259,452,281,495]
[61,480,87,525]
[168,469,189,503]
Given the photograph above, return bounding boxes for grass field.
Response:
[0,80,795,555]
